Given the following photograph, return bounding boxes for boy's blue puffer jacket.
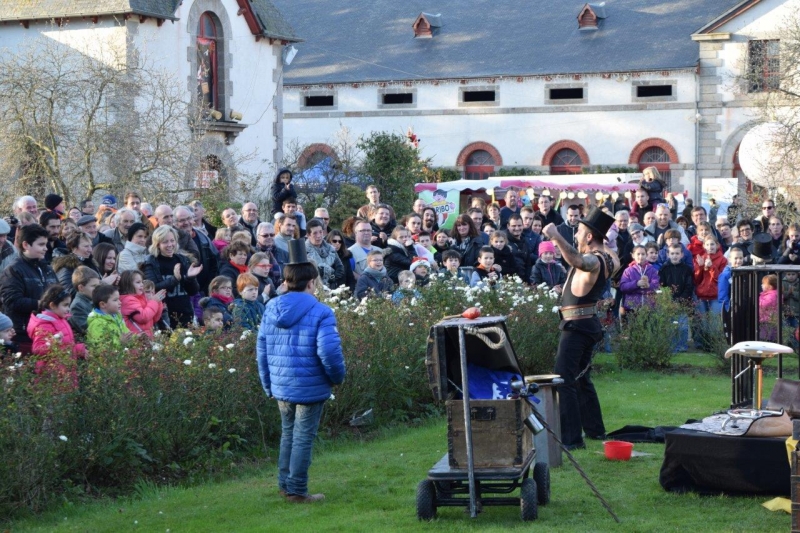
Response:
[256,291,345,403]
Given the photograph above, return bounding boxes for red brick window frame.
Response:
[298,143,337,169]
[542,140,589,174]
[456,142,502,180]
[628,138,678,189]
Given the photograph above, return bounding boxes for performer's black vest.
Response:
[561,251,612,307]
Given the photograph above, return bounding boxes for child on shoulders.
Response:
[639,166,666,208]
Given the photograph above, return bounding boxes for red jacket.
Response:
[27,310,86,358]
[120,293,163,338]
[686,235,706,259]
[693,250,727,300]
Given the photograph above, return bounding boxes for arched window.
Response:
[550,148,582,175]
[638,147,671,188]
[465,150,495,180]
[197,12,219,110]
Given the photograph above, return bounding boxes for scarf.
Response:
[231,262,249,274]
[363,266,387,280]
[212,293,234,306]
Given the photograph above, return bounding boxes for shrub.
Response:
[613,290,684,370]
[2,274,652,515]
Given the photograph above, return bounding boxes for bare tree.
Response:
[0,31,206,206]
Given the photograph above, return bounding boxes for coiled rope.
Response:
[464,326,506,349]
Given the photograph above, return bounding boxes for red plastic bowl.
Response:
[604,440,633,461]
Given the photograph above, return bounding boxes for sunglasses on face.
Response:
[259,233,275,238]
[330,239,342,244]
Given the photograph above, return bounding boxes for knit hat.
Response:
[0,219,9,235]
[45,193,64,211]
[101,195,117,207]
[127,222,148,241]
[538,241,555,255]
[410,257,430,272]
[77,215,96,227]
[629,223,645,234]
[0,312,12,332]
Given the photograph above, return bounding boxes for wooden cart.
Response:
[417,316,551,521]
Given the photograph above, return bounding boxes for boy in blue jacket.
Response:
[257,241,345,504]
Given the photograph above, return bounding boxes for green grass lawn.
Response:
[9,362,793,532]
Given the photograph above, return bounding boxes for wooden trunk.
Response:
[447,398,533,469]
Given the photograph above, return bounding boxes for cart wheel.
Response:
[416,480,437,520]
[533,462,551,505]
[520,478,538,521]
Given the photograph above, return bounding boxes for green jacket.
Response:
[86,310,130,352]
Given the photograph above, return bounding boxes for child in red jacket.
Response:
[27,284,86,386]
[693,236,727,314]
[119,270,166,338]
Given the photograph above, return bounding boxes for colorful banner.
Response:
[418,188,460,230]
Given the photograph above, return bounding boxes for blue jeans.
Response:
[673,314,689,352]
[694,299,721,315]
[277,400,325,496]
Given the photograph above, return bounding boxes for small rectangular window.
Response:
[382,93,413,105]
[304,95,334,107]
[463,90,496,102]
[549,88,584,100]
[636,85,673,98]
[748,39,780,93]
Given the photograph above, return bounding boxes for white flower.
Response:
[53,332,62,340]
[369,321,376,326]
[13,352,21,359]
[5,377,13,385]
[228,368,236,373]
[552,306,559,313]
[405,365,410,370]
[183,337,194,346]
[408,323,414,327]
[673,321,679,325]
[208,363,217,369]
[185,330,193,336]
[240,330,251,340]
[183,359,192,365]
[59,435,68,442]
[218,346,224,352]
[151,357,155,362]
[329,393,336,401]
[151,343,162,352]
[225,343,235,350]
[153,330,161,337]
[656,290,663,294]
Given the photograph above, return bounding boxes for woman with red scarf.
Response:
[219,241,250,297]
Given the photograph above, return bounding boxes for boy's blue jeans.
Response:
[277,400,325,496]
[674,314,689,352]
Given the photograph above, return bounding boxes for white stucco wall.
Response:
[285,70,698,190]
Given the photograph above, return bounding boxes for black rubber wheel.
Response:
[533,462,551,505]
[416,480,437,520]
[520,478,538,521]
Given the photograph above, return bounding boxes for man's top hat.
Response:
[579,207,615,241]
[287,238,311,265]
[748,233,774,261]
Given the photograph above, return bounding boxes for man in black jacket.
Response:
[506,214,532,283]
[0,224,58,355]
[556,205,581,249]
[537,195,564,226]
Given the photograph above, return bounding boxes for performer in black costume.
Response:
[543,207,619,450]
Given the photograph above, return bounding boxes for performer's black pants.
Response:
[554,317,606,446]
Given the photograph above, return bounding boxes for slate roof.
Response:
[271,0,745,85]
[1,0,299,41]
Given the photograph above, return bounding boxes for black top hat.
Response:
[579,207,615,241]
[748,233,774,261]
[287,238,311,265]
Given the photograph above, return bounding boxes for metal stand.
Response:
[457,326,478,518]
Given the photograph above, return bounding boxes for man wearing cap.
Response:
[543,207,619,450]
[44,194,65,217]
[257,239,345,503]
[104,208,137,253]
[77,215,113,246]
[0,219,17,272]
[101,195,118,209]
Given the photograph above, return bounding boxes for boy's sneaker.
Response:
[286,493,325,503]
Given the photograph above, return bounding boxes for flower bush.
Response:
[613,290,684,370]
[0,274,562,515]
